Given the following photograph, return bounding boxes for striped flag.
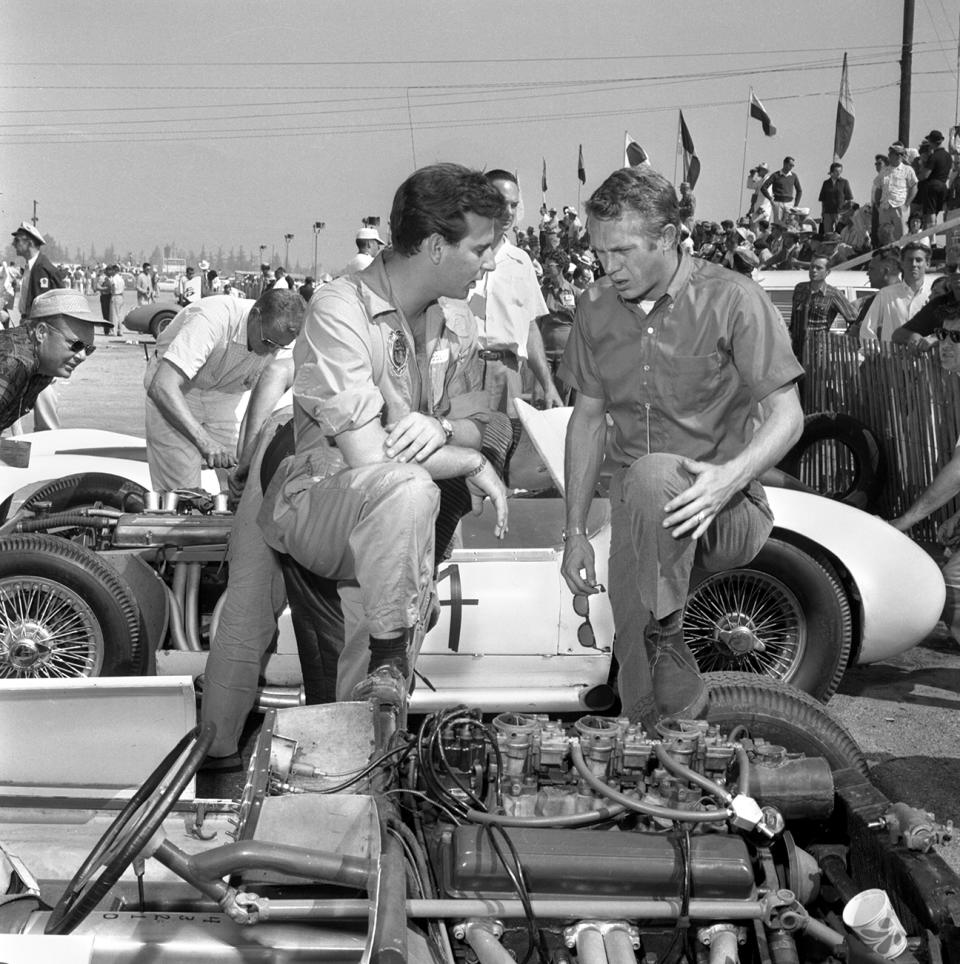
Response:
[749,91,777,137]
[678,111,701,189]
[541,158,548,193]
[577,144,586,184]
[624,133,650,167]
[833,52,855,160]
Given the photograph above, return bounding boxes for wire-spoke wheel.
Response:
[0,535,145,677]
[684,538,853,702]
[0,576,105,678]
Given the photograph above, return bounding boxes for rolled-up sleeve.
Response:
[293,287,384,436]
[161,303,227,379]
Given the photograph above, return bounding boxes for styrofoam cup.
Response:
[842,889,908,959]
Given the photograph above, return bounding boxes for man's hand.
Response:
[226,462,250,508]
[197,434,238,470]
[465,457,509,539]
[937,513,960,546]
[541,382,565,408]
[662,457,742,540]
[384,413,446,463]
[561,534,599,595]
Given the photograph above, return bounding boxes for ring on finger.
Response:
[697,510,705,523]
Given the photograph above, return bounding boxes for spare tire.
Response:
[0,534,145,678]
[777,412,884,512]
[705,671,868,775]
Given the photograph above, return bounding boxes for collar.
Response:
[495,237,526,266]
[25,252,38,270]
[616,247,690,311]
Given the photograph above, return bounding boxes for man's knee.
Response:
[621,452,689,505]
[364,461,440,517]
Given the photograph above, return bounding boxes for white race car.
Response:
[0,402,945,708]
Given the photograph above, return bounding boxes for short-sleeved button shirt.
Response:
[558,251,803,466]
[144,295,273,396]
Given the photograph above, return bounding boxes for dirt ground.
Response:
[27,293,960,876]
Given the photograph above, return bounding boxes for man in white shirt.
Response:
[338,227,386,277]
[144,289,305,491]
[860,242,931,342]
[468,169,563,428]
[877,143,919,245]
[136,262,153,305]
[175,266,202,306]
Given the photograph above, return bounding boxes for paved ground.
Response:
[30,300,960,876]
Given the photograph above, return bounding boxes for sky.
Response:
[2,0,958,274]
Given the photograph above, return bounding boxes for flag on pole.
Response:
[833,52,855,160]
[624,133,650,167]
[678,111,701,189]
[749,91,777,137]
[577,144,586,184]
[541,158,548,193]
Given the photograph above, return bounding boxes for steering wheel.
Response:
[45,722,216,935]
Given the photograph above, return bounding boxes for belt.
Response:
[478,348,516,361]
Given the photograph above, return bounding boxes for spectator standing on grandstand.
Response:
[890,306,960,641]
[746,162,772,227]
[860,241,931,342]
[761,157,803,225]
[876,143,919,245]
[558,166,803,728]
[818,163,853,235]
[916,129,952,229]
[678,181,696,228]
[789,256,857,361]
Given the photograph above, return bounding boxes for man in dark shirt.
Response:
[761,157,803,225]
[818,162,853,235]
[0,289,106,431]
[917,129,953,228]
[892,261,960,351]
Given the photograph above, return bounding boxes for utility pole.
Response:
[283,234,294,271]
[899,0,914,146]
[313,221,325,278]
[31,201,38,227]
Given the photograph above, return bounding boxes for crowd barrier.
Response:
[800,332,960,540]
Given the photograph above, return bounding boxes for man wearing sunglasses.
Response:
[558,166,804,731]
[892,262,960,353]
[144,288,305,491]
[0,289,107,432]
[891,310,960,641]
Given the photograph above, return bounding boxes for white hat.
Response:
[11,221,44,245]
[198,259,210,270]
[356,227,385,245]
[29,288,110,328]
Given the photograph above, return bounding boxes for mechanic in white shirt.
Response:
[175,266,202,305]
[860,242,932,342]
[144,290,304,491]
[338,227,386,277]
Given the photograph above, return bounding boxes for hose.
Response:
[654,744,733,805]
[184,562,203,652]
[734,745,751,798]
[13,510,118,532]
[463,804,627,828]
[163,584,193,651]
[571,742,728,824]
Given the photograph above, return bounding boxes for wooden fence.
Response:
[800,332,960,540]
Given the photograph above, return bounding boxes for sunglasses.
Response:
[51,326,96,356]
[573,586,606,651]
[935,328,960,343]
[259,316,287,351]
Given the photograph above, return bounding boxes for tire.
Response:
[683,538,852,702]
[149,311,175,339]
[777,412,884,512]
[0,534,145,678]
[704,671,868,775]
[23,473,147,515]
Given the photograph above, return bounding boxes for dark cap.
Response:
[927,129,944,143]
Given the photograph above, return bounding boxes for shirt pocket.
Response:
[659,350,725,414]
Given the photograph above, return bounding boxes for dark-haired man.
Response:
[144,288,306,490]
[559,166,803,729]
[860,241,931,342]
[258,162,509,702]
[818,162,853,235]
[761,157,802,225]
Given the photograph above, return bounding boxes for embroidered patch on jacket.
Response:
[389,330,408,375]
[39,277,49,289]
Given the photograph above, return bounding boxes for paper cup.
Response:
[842,889,909,959]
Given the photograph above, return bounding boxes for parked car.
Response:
[0,405,944,707]
[123,302,178,339]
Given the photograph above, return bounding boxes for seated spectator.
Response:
[890,306,960,640]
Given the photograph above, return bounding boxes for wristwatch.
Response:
[436,416,454,443]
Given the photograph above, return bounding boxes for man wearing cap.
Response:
[818,163,853,236]
[0,289,106,432]
[144,289,306,491]
[877,143,919,245]
[338,227,386,277]
[10,222,62,323]
[917,130,952,229]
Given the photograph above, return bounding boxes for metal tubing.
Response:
[256,686,304,709]
[163,583,192,651]
[604,927,638,964]
[184,562,203,652]
[709,928,740,964]
[254,897,767,921]
[655,744,733,805]
[800,916,845,952]
[186,841,372,890]
[371,834,408,964]
[463,803,626,828]
[464,923,515,964]
[577,928,609,964]
[571,742,728,823]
